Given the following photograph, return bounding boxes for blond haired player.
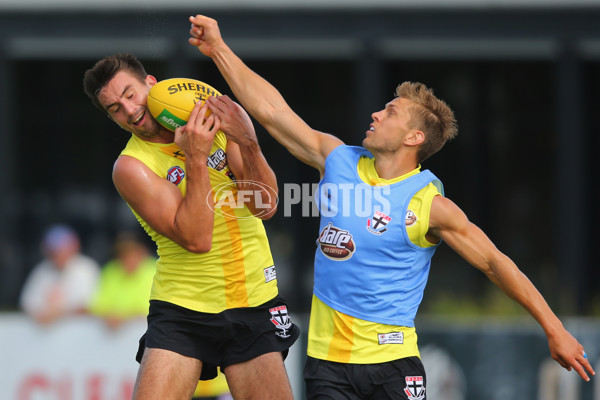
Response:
[189,15,595,400]
[83,54,299,400]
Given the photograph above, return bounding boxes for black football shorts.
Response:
[304,356,427,399]
[136,295,300,381]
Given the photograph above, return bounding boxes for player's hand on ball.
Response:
[174,101,220,160]
[206,95,257,147]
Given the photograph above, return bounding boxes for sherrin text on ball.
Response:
[147,78,222,131]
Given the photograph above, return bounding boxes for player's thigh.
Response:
[133,347,202,400]
[371,357,427,400]
[304,356,426,400]
[223,351,293,400]
[304,357,360,400]
[305,379,359,400]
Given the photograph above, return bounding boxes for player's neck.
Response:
[372,152,418,180]
[134,127,175,144]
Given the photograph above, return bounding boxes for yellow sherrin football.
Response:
[147,78,222,131]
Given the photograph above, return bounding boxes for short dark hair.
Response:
[83,53,148,111]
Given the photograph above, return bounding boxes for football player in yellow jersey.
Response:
[190,15,595,400]
[83,54,299,400]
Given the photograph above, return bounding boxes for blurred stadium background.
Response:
[0,0,599,399]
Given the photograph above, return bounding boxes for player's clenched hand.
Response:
[206,95,257,147]
[174,100,220,160]
[547,329,595,381]
[188,15,223,57]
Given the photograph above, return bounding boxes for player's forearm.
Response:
[515,284,565,337]
[210,48,329,170]
[174,158,214,252]
[210,43,287,132]
[489,256,564,335]
[236,141,278,219]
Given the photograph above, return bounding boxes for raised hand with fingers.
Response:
[547,329,595,381]
[188,15,224,57]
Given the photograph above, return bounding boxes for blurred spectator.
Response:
[89,232,156,330]
[19,224,100,325]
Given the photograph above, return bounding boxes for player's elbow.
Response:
[181,235,213,253]
[259,101,292,129]
[252,193,278,220]
[482,253,511,284]
[184,240,212,254]
[257,203,278,220]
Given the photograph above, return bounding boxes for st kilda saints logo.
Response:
[366,210,392,235]
[404,376,425,400]
[317,223,355,261]
[269,305,292,338]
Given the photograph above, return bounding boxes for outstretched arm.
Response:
[188,15,343,176]
[428,195,595,381]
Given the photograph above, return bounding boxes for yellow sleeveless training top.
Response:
[307,157,441,363]
[120,133,278,313]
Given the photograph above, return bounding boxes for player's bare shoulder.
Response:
[113,155,142,182]
[112,155,158,201]
[429,195,469,233]
[319,131,344,157]
[312,130,344,176]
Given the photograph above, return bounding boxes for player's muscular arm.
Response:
[189,15,343,176]
[428,195,595,381]
[113,102,219,253]
[113,156,213,253]
[225,140,278,220]
[207,95,278,219]
[428,196,561,321]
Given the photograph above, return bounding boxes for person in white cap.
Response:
[19,224,100,325]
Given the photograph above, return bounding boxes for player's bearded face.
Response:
[99,71,163,138]
[131,102,162,139]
